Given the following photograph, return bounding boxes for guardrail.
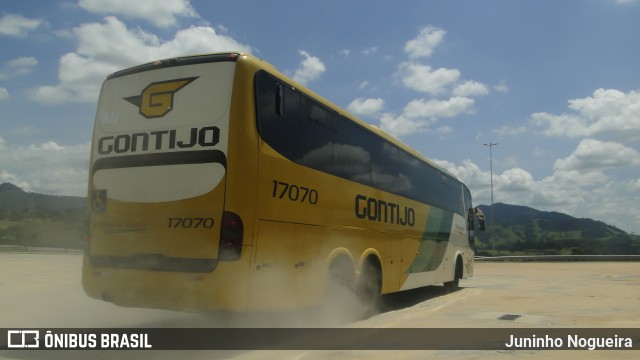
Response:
[475,254,640,262]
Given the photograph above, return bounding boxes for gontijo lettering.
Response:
[355,194,415,227]
[97,126,220,155]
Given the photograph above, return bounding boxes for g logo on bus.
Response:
[123,77,198,119]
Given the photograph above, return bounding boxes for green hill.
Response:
[475,203,640,256]
[0,183,86,250]
[0,182,85,211]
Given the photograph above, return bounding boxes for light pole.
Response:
[483,143,498,256]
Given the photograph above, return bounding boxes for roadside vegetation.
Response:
[475,203,640,256]
[0,208,86,250]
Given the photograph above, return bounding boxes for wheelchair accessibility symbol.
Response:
[92,190,107,213]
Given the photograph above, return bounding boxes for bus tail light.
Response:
[219,211,243,261]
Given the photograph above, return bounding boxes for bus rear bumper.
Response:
[81,255,250,312]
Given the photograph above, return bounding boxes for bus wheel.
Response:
[321,257,370,324]
[357,257,382,312]
[325,256,356,306]
[444,257,463,292]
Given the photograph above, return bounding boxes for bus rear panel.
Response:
[83,54,251,311]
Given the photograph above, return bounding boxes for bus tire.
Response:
[325,256,356,306]
[444,257,463,292]
[357,257,382,311]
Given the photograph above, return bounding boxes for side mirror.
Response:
[474,207,486,231]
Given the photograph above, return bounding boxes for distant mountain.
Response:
[0,183,85,211]
[475,203,640,256]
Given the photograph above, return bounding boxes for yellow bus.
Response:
[83,52,484,312]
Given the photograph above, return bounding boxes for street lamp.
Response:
[483,142,498,256]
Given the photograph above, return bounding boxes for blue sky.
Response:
[1,0,639,234]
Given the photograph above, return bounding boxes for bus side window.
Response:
[275,83,284,116]
[307,100,328,128]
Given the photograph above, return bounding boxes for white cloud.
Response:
[362,47,378,56]
[532,112,584,136]
[292,51,326,85]
[0,56,38,79]
[31,16,251,104]
[404,25,445,59]
[0,14,42,37]
[494,79,509,93]
[533,88,640,141]
[554,138,640,171]
[79,0,199,28]
[453,80,489,97]
[499,168,537,193]
[8,56,38,68]
[379,97,474,137]
[403,97,474,119]
[435,125,453,135]
[398,62,460,95]
[532,147,553,158]
[531,170,609,209]
[0,137,90,196]
[0,87,8,100]
[380,113,430,137]
[358,81,370,90]
[492,125,528,137]
[347,98,384,117]
[379,25,488,138]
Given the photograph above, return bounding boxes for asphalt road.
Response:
[1,252,638,359]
